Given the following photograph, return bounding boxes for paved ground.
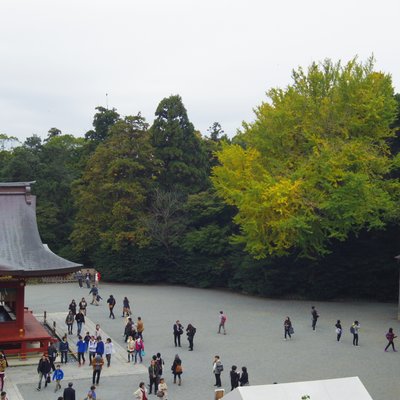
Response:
[3,282,400,400]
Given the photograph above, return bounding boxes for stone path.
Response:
[2,283,399,400]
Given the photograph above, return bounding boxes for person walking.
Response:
[213,355,223,387]
[89,285,99,305]
[134,382,148,400]
[218,311,227,334]
[92,354,104,386]
[105,338,114,367]
[385,328,397,352]
[84,331,91,353]
[122,297,131,317]
[76,336,86,366]
[47,341,58,371]
[59,336,69,364]
[311,306,319,331]
[351,320,360,346]
[284,317,292,340]
[125,318,135,342]
[0,355,6,392]
[107,295,116,319]
[171,354,182,386]
[335,320,342,342]
[65,311,74,335]
[63,382,76,400]
[157,377,168,400]
[135,336,144,364]
[69,299,77,316]
[75,310,85,336]
[230,365,240,391]
[88,336,97,365]
[173,320,184,347]
[79,297,88,316]
[94,323,101,339]
[186,323,196,350]
[36,354,51,391]
[148,359,159,395]
[239,366,249,386]
[52,364,64,393]
[137,317,144,339]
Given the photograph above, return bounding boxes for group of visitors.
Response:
[284,306,397,351]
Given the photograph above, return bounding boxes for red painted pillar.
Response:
[16,279,26,358]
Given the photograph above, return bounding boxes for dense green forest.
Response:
[1,58,400,301]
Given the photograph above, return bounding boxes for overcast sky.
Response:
[1,0,399,142]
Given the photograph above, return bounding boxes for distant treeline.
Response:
[1,58,399,301]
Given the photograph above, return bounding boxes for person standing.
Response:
[230,365,240,391]
[88,336,97,365]
[173,320,184,347]
[127,336,135,362]
[156,352,164,377]
[385,328,397,352]
[76,336,86,366]
[351,320,360,346]
[76,270,83,288]
[96,337,104,357]
[63,382,75,400]
[85,270,91,288]
[65,311,74,335]
[69,300,77,316]
[135,336,144,364]
[105,338,114,367]
[171,354,182,386]
[107,295,116,319]
[47,341,58,371]
[36,354,51,391]
[311,306,319,331]
[137,317,144,339]
[95,271,101,287]
[84,331,91,353]
[92,354,104,386]
[134,382,148,400]
[157,377,168,400]
[75,310,85,336]
[52,364,64,392]
[0,391,8,400]
[284,317,292,340]
[148,359,159,395]
[0,355,6,392]
[79,298,88,316]
[94,324,101,339]
[59,336,69,364]
[335,320,342,342]
[218,311,227,334]
[213,355,223,387]
[239,366,249,386]
[89,285,99,305]
[186,323,196,350]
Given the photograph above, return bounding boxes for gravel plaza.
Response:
[5,282,400,400]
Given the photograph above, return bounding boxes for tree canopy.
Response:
[212,58,400,258]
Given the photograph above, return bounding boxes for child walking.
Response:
[52,365,64,392]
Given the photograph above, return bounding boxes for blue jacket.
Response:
[52,369,64,381]
[77,340,86,353]
[96,341,104,355]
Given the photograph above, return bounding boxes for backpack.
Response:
[221,315,227,323]
[350,326,355,334]
[216,363,224,373]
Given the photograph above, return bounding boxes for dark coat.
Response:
[63,386,76,400]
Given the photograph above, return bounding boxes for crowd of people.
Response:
[0,274,398,400]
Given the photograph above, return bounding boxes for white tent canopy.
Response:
[223,377,373,400]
